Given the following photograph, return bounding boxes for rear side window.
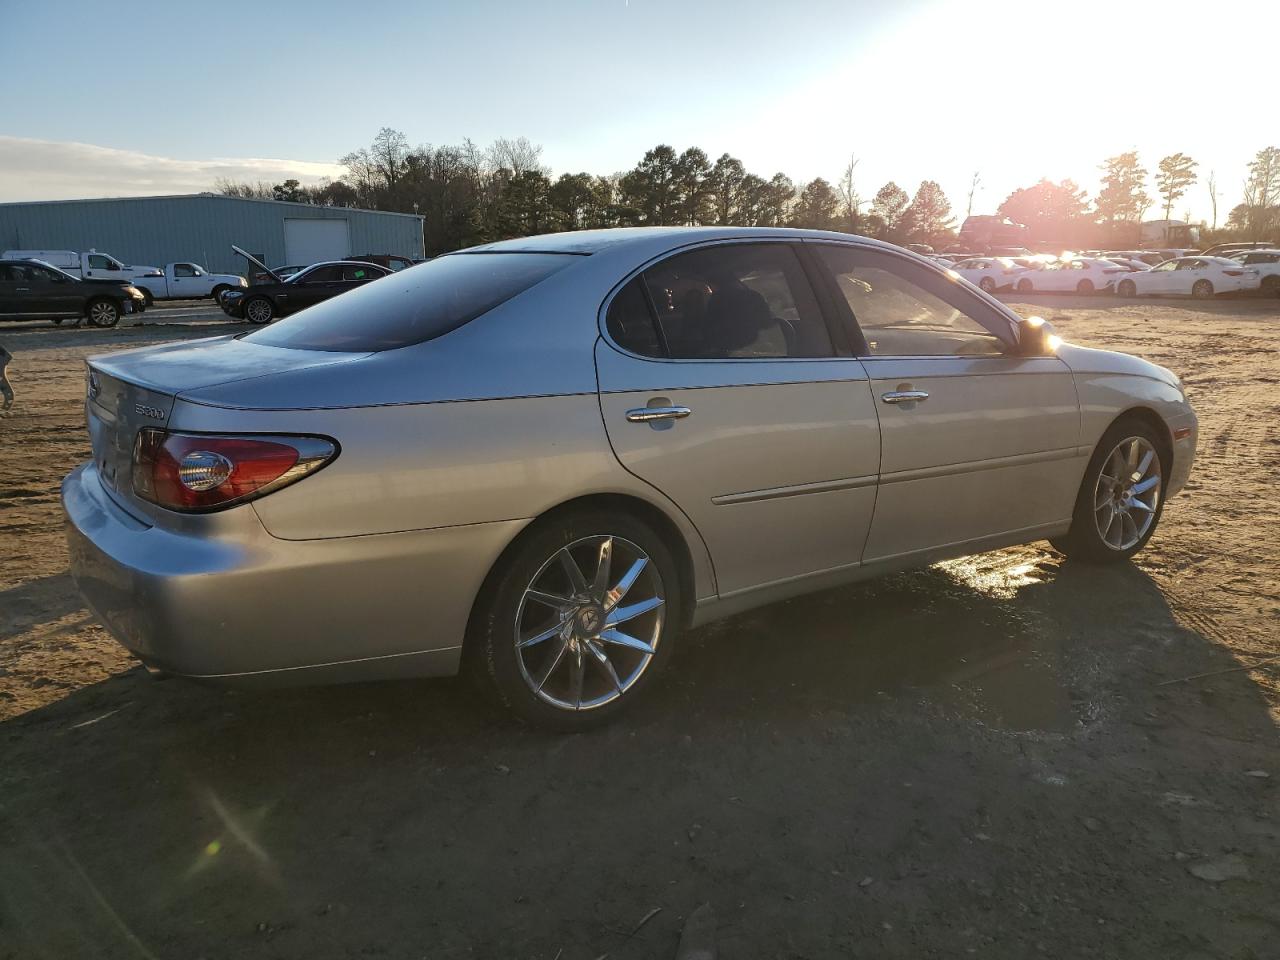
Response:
[245,252,575,352]
[612,243,832,360]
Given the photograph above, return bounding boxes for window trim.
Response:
[803,240,1021,360]
[597,238,852,365]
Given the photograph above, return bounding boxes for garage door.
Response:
[284,218,350,266]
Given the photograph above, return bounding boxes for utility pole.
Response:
[966,171,981,219]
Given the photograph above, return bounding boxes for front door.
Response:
[809,242,1081,563]
[596,241,881,597]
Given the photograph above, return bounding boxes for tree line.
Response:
[214,129,1280,254]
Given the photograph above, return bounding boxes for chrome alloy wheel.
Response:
[514,535,665,711]
[245,298,273,324]
[1093,436,1162,551]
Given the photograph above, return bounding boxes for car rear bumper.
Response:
[62,462,526,684]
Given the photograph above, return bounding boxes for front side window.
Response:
[297,265,342,283]
[87,254,112,270]
[245,252,575,352]
[174,263,197,278]
[1175,259,1202,270]
[629,243,832,359]
[1151,261,1177,272]
[815,244,1008,357]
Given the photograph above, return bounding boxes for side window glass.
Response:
[641,244,832,359]
[342,264,375,281]
[606,277,663,357]
[88,254,111,269]
[174,263,196,277]
[300,265,341,283]
[815,245,1007,358]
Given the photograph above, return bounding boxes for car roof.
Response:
[462,225,906,256]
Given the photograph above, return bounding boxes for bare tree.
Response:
[488,137,545,176]
[965,170,981,219]
[1207,169,1219,230]
[836,154,861,232]
[212,177,273,199]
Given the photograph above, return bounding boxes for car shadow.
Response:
[1,548,1276,958]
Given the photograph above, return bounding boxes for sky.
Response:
[1,0,1275,224]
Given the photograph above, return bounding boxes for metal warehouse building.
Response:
[0,194,424,276]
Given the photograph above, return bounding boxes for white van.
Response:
[1,249,162,284]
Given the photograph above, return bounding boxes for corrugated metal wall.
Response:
[0,195,424,276]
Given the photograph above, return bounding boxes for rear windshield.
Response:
[243,252,577,352]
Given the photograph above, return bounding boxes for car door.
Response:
[809,242,1081,563]
[277,264,343,314]
[83,253,120,281]
[1141,259,1178,293]
[0,264,19,315]
[171,262,201,296]
[596,241,881,597]
[1173,257,1207,294]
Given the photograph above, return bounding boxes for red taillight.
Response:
[1223,269,1243,276]
[133,430,336,512]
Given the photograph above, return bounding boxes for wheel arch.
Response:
[464,492,704,656]
[1108,405,1173,471]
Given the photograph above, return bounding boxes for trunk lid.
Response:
[86,336,369,522]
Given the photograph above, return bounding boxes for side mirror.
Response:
[1013,316,1061,356]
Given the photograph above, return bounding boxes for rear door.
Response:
[596,241,881,597]
[809,242,1081,562]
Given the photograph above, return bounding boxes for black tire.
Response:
[141,288,154,308]
[52,318,63,325]
[1016,278,1033,293]
[243,296,274,325]
[466,509,683,731]
[86,298,120,328]
[211,284,231,304]
[1076,279,1094,294]
[979,276,997,293]
[1261,275,1280,298]
[1050,417,1168,564]
[1192,279,1214,300]
[1118,279,1137,297]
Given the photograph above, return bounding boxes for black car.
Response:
[221,260,391,324]
[0,259,147,327]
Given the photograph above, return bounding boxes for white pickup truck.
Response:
[2,249,161,285]
[130,262,248,304]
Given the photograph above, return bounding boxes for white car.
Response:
[1012,258,1128,294]
[1226,249,1280,296]
[950,257,1026,293]
[1115,256,1260,298]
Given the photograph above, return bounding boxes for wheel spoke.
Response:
[1121,512,1138,545]
[534,637,568,692]
[1131,475,1160,495]
[590,537,613,599]
[605,595,663,629]
[600,628,655,655]
[1134,449,1155,479]
[526,589,573,611]
[1129,499,1155,514]
[586,640,623,692]
[558,548,589,598]
[568,649,585,708]
[606,558,648,611]
[519,622,564,649]
[1126,440,1140,471]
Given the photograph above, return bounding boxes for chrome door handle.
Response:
[626,405,691,423]
[881,390,929,404]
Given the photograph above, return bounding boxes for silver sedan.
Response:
[62,227,1198,729]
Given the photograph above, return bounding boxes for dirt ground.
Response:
[1,297,1277,959]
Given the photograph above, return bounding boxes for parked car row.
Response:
[938,248,1270,299]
